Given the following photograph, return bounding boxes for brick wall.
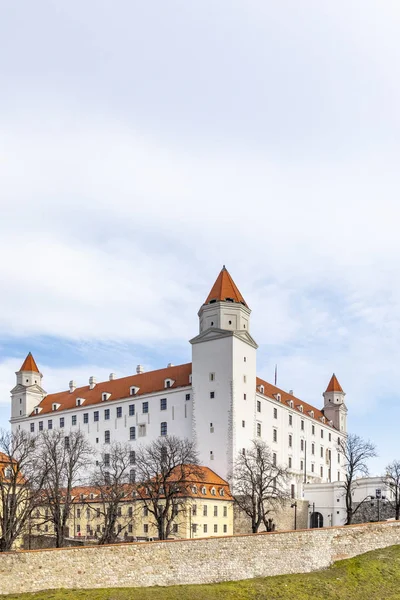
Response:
[1,521,400,595]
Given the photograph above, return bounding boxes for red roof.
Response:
[325,374,344,393]
[204,267,248,307]
[256,377,336,429]
[32,363,192,416]
[19,352,40,373]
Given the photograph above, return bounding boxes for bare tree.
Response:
[36,429,92,547]
[338,433,377,525]
[0,429,46,551]
[230,440,289,534]
[385,461,400,520]
[135,436,202,540]
[89,443,134,544]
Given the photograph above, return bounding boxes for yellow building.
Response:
[32,466,233,543]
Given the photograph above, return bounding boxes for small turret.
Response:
[323,374,347,433]
[10,352,46,421]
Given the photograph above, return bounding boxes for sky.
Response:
[1,0,399,474]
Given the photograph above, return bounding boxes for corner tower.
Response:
[10,353,47,422]
[198,266,251,334]
[191,267,258,480]
[323,374,347,433]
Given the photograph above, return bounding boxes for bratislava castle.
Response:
[10,267,348,498]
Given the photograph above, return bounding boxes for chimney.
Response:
[109,373,116,381]
[289,389,294,396]
[136,365,144,374]
[69,380,76,393]
[89,376,97,390]
[167,363,174,368]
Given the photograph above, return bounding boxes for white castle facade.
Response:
[10,267,348,499]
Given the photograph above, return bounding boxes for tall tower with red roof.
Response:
[191,267,258,477]
[323,374,347,433]
[10,352,47,421]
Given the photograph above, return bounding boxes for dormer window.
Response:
[310,410,314,418]
[189,374,192,384]
[4,467,12,479]
[299,405,303,413]
[276,393,281,402]
[102,392,111,402]
[219,488,225,496]
[201,486,207,495]
[52,403,60,411]
[90,493,94,500]
[211,487,216,495]
[76,397,85,407]
[321,416,326,423]
[164,379,174,389]
[288,400,293,409]
[260,385,264,394]
[34,407,41,415]
[192,485,197,494]
[130,386,139,396]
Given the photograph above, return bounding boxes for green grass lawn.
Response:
[5,544,400,600]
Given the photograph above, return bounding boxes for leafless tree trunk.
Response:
[385,460,400,520]
[36,430,92,547]
[0,429,46,551]
[230,440,289,533]
[338,434,377,525]
[135,436,202,540]
[89,442,134,544]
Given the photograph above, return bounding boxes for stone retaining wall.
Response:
[1,521,400,595]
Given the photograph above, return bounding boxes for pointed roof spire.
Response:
[204,267,248,307]
[325,373,344,393]
[19,352,40,373]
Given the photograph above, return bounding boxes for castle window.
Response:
[83,413,88,424]
[210,392,215,399]
[321,430,324,439]
[116,407,122,418]
[72,415,77,426]
[310,410,314,418]
[210,423,214,433]
[244,357,246,362]
[311,443,315,454]
[320,447,324,458]
[211,488,216,497]
[130,451,136,464]
[301,420,304,431]
[104,430,110,444]
[299,405,303,413]
[288,434,292,447]
[244,393,247,400]
[300,439,304,451]
[48,420,52,430]
[257,423,261,437]
[104,453,110,467]
[312,425,315,435]
[329,433,331,442]
[320,466,323,477]
[192,485,197,494]
[160,422,167,436]
[60,417,64,428]
[129,404,135,416]
[288,400,293,408]
[94,410,99,422]
[220,488,225,497]
[289,414,293,426]
[142,402,149,414]
[260,385,264,394]
[300,460,304,470]
[273,429,277,442]
[257,400,261,412]
[138,424,146,437]
[130,426,136,440]
[185,394,190,401]
[242,420,245,428]
[210,450,214,460]
[274,408,278,419]
[311,463,315,472]
[243,375,247,383]
[201,486,207,495]
[104,409,110,420]
[39,421,43,431]
[130,387,138,396]
[214,524,218,533]
[288,457,292,468]
[160,398,167,411]
[209,373,215,381]
[30,423,34,433]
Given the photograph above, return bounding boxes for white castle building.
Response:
[10,267,348,499]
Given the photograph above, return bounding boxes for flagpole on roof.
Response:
[274,364,277,386]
